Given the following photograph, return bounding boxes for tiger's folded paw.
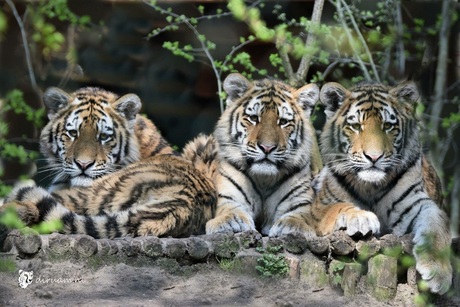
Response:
[205,212,255,234]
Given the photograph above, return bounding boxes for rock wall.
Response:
[2,229,459,304]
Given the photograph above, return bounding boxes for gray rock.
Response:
[305,236,329,254]
[164,238,186,259]
[74,235,97,257]
[48,234,72,256]
[299,251,328,288]
[356,237,380,260]
[209,233,240,259]
[367,254,397,301]
[186,237,209,260]
[235,230,262,249]
[281,233,308,254]
[341,262,362,297]
[142,236,163,258]
[10,228,42,255]
[380,234,402,257]
[329,231,355,256]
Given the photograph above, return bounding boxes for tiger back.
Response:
[313,81,452,294]
[41,87,174,191]
[186,73,321,237]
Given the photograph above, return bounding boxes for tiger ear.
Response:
[320,82,349,119]
[43,87,71,120]
[113,94,142,122]
[390,81,420,111]
[223,73,251,106]
[295,83,319,117]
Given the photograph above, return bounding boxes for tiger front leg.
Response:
[406,205,452,295]
[206,202,256,234]
[314,201,381,237]
[268,206,317,237]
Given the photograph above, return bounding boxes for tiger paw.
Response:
[205,211,256,234]
[268,217,316,237]
[416,256,452,295]
[334,209,380,237]
[318,206,381,237]
[413,235,452,294]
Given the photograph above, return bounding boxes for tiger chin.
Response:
[183,73,322,237]
[2,87,216,238]
[313,81,452,295]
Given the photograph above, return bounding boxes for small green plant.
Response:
[255,245,289,277]
[216,257,242,273]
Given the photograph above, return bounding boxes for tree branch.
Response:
[293,0,325,87]
[430,0,453,143]
[5,0,38,93]
[339,0,380,82]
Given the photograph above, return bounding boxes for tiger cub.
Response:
[184,73,321,237]
[2,88,216,238]
[313,81,452,294]
[41,87,174,191]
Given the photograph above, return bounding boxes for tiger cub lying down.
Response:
[313,81,452,294]
[2,87,216,238]
[184,73,322,237]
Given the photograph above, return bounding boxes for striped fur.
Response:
[1,87,216,238]
[4,155,216,238]
[313,81,452,294]
[41,87,174,192]
[186,73,321,237]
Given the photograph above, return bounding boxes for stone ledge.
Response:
[2,229,460,303]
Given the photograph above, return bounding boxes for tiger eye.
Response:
[350,123,361,131]
[383,122,393,130]
[99,133,110,141]
[249,115,259,123]
[68,130,78,137]
[279,118,288,126]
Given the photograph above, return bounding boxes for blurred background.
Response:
[0,0,459,233]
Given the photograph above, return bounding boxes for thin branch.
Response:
[339,0,380,82]
[334,0,371,81]
[5,0,38,93]
[393,0,405,77]
[430,0,453,156]
[294,0,325,87]
[278,44,295,84]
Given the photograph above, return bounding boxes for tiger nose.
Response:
[258,143,277,154]
[74,159,95,170]
[364,152,383,163]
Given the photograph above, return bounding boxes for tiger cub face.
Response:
[319,81,420,183]
[41,87,142,188]
[216,73,319,178]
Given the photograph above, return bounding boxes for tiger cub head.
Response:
[319,81,421,183]
[215,73,319,177]
[41,87,142,188]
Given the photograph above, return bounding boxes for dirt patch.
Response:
[0,231,458,306]
[1,258,401,307]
